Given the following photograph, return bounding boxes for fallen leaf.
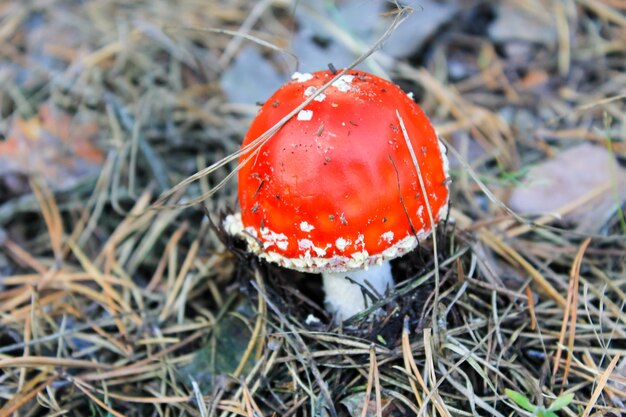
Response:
[508,143,626,233]
[488,3,557,46]
[519,69,550,90]
[382,0,459,59]
[178,307,254,391]
[220,45,286,104]
[290,1,459,72]
[340,392,393,417]
[0,103,104,192]
[291,1,374,73]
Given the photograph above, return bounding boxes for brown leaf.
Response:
[509,143,626,233]
[340,392,393,417]
[0,104,104,192]
[518,69,549,90]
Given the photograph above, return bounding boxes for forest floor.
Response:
[0,1,625,416]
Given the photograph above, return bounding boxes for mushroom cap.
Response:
[225,70,449,273]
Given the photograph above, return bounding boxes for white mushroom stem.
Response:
[321,261,393,322]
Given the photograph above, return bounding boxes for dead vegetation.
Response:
[0,1,625,416]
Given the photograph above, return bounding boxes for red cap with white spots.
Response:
[225,69,449,273]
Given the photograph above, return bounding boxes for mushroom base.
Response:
[322,261,393,322]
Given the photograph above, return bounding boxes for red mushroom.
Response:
[225,70,449,321]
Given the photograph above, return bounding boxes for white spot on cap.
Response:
[291,72,313,82]
[335,237,349,251]
[300,221,315,232]
[407,91,414,100]
[297,110,313,121]
[331,74,354,92]
[380,231,394,243]
[312,246,327,257]
[356,234,365,249]
[298,239,313,250]
[223,213,245,236]
[305,314,321,325]
[260,229,289,251]
[298,239,327,257]
[303,86,326,102]
[351,250,369,264]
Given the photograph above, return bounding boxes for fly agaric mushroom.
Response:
[225,70,449,321]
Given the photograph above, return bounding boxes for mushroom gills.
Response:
[321,261,393,321]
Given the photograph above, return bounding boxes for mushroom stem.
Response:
[321,261,393,321]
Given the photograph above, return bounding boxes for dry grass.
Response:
[1,1,625,416]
